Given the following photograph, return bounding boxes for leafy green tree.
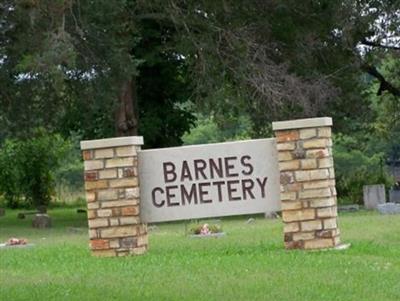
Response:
[0,129,69,208]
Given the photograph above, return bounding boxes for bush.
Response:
[334,135,394,205]
[0,129,69,209]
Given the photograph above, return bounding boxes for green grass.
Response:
[0,209,400,301]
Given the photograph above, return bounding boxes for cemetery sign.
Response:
[138,139,281,222]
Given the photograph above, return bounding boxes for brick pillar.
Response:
[80,137,148,257]
[272,117,340,250]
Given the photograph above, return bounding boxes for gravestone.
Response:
[377,203,400,214]
[363,184,386,209]
[389,189,400,203]
[32,214,52,228]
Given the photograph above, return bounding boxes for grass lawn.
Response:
[0,209,400,301]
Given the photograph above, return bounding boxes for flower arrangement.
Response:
[189,223,223,235]
[6,238,27,245]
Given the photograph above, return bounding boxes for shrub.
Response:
[0,129,69,209]
[334,135,394,205]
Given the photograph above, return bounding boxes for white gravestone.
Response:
[363,184,386,209]
[138,139,281,223]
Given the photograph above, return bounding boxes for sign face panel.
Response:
[138,139,280,223]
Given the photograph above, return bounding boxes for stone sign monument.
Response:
[81,117,341,257]
[138,139,280,223]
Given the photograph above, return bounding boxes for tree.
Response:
[1,0,399,144]
[0,0,194,147]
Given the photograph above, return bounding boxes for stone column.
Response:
[272,117,340,250]
[80,137,148,257]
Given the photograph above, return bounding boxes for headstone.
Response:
[377,203,400,215]
[389,189,400,203]
[0,208,5,217]
[32,214,52,228]
[363,184,386,209]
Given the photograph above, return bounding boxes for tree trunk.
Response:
[115,77,139,136]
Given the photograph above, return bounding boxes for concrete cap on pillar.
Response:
[272,117,332,131]
[80,136,144,150]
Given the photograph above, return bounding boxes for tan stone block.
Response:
[109,239,120,249]
[109,178,138,188]
[306,149,330,158]
[100,226,137,238]
[295,170,311,182]
[318,157,333,168]
[119,216,139,225]
[90,239,110,250]
[280,192,297,201]
[309,169,330,180]
[281,200,302,210]
[276,130,299,142]
[331,187,337,196]
[279,160,300,171]
[88,229,98,239]
[137,235,149,247]
[303,139,328,149]
[95,148,114,159]
[309,197,336,208]
[323,218,337,229]
[101,199,137,208]
[87,210,96,219]
[277,142,296,151]
[299,128,317,139]
[303,180,334,190]
[92,249,116,257]
[105,157,134,168]
[316,229,337,238]
[293,232,315,241]
[126,188,140,199]
[304,238,334,250]
[84,160,104,171]
[329,167,335,179]
[109,218,119,226]
[300,159,317,170]
[278,151,293,161]
[97,189,118,201]
[137,224,148,235]
[284,222,300,233]
[130,246,147,255]
[88,218,108,229]
[86,191,96,202]
[116,146,137,157]
[87,202,100,210]
[299,188,331,199]
[99,169,118,179]
[283,183,302,192]
[85,180,108,191]
[318,127,332,137]
[282,209,315,222]
[97,209,113,217]
[301,220,322,231]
